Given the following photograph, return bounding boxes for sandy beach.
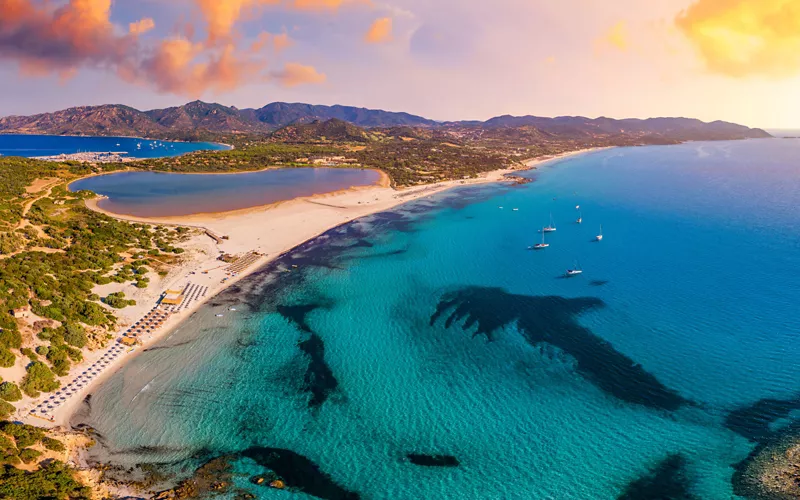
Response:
[14,147,603,429]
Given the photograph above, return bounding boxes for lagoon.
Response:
[69,168,383,217]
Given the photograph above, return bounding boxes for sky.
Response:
[1,0,799,128]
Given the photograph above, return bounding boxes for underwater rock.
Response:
[430,287,689,411]
[617,453,698,500]
[406,454,460,467]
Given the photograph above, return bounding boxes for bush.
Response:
[0,401,14,420]
[0,382,22,402]
[18,448,41,464]
[20,362,59,398]
[0,423,45,448]
[42,437,65,453]
[102,292,135,309]
[0,459,92,500]
[20,348,37,361]
[63,324,88,349]
[0,348,14,368]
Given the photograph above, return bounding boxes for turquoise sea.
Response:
[69,168,382,217]
[0,134,227,159]
[71,139,800,499]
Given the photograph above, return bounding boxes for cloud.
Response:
[676,0,800,77]
[192,0,366,42]
[596,21,629,52]
[129,18,155,36]
[0,0,346,97]
[271,62,327,87]
[364,17,393,44]
[251,31,294,53]
[0,0,131,73]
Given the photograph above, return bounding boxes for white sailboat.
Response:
[576,210,583,224]
[532,228,549,250]
[543,213,557,232]
[595,224,603,241]
[566,261,583,277]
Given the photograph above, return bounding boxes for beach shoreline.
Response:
[14,146,605,430]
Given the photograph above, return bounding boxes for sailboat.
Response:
[576,210,583,224]
[566,261,583,277]
[543,213,557,232]
[531,228,549,250]
[595,224,603,241]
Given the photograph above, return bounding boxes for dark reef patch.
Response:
[589,280,610,287]
[406,454,460,467]
[278,304,322,333]
[725,394,800,443]
[430,287,689,411]
[617,454,698,500]
[298,333,339,408]
[241,447,360,500]
[276,301,339,408]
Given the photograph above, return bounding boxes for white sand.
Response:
[15,148,603,428]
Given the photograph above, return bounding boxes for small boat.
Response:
[532,228,549,250]
[595,224,603,241]
[575,205,580,210]
[215,314,224,317]
[513,208,519,212]
[576,210,583,224]
[566,261,583,277]
[543,213,557,232]
[229,307,237,312]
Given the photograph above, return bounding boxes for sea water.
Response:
[69,168,382,217]
[0,134,227,159]
[71,139,800,499]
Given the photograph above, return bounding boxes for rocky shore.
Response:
[734,429,800,500]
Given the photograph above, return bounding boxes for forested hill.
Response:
[0,101,771,142]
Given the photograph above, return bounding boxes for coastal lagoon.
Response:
[72,139,800,498]
[69,168,383,217]
[0,134,227,159]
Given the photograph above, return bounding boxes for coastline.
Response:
[14,146,604,430]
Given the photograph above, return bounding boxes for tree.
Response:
[20,362,59,398]
[63,323,88,349]
[0,382,22,402]
[0,348,14,368]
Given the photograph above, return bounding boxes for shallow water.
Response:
[0,134,226,159]
[69,168,382,217]
[72,139,800,499]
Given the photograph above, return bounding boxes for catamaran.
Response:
[532,229,549,250]
[566,261,583,277]
[543,213,557,232]
[595,224,603,241]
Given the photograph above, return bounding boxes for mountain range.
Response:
[0,101,771,142]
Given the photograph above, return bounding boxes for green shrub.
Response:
[20,362,59,398]
[0,382,22,402]
[42,437,65,453]
[63,324,88,349]
[18,448,41,464]
[0,423,45,448]
[0,348,14,368]
[0,401,14,420]
[35,345,49,357]
[20,348,37,361]
[0,459,92,500]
